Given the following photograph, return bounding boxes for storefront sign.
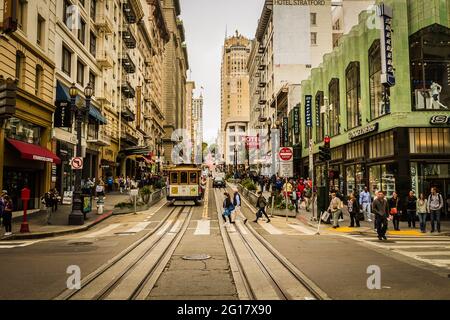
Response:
[274,0,326,5]
[378,3,395,87]
[430,115,450,125]
[293,105,300,135]
[63,191,73,205]
[54,101,73,128]
[282,117,289,146]
[305,95,312,128]
[348,123,379,140]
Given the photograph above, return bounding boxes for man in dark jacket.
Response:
[372,191,389,240]
[405,191,417,228]
[253,191,270,223]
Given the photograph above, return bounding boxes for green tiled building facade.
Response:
[296,0,450,210]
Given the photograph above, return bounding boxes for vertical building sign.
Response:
[293,105,300,135]
[315,94,321,127]
[378,3,395,87]
[282,117,288,146]
[305,95,312,128]
[136,86,142,129]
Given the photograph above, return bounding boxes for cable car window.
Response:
[189,172,198,184]
[180,172,188,184]
[170,172,178,184]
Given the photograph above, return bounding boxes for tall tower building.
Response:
[192,94,203,162]
[220,31,251,169]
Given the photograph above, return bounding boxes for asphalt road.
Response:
[0,183,449,300]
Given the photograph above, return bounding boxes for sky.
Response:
[180,0,264,145]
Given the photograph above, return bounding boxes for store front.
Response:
[409,127,450,217]
[3,117,60,210]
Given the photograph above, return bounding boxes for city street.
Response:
[1,0,450,305]
[0,182,449,300]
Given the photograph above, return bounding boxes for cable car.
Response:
[166,164,204,205]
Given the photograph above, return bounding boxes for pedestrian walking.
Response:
[0,190,6,227]
[222,192,235,226]
[43,190,53,225]
[427,187,443,233]
[388,191,402,231]
[232,188,247,224]
[253,191,270,223]
[291,187,299,213]
[359,187,372,222]
[372,191,389,240]
[328,192,343,229]
[348,194,360,228]
[2,195,13,236]
[405,191,417,228]
[51,188,60,212]
[416,193,428,233]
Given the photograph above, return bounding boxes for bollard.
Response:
[20,187,31,233]
[97,195,104,214]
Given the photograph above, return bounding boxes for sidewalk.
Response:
[1,192,130,241]
[294,201,450,237]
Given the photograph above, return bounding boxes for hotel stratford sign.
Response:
[348,123,379,140]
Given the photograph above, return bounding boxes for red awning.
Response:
[7,139,61,164]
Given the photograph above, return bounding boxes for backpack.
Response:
[233,193,240,206]
[428,193,443,209]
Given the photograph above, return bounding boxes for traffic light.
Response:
[319,136,331,162]
[0,77,17,119]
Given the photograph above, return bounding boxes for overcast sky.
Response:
[180,0,264,145]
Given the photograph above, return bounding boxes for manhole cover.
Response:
[69,241,93,246]
[182,254,211,261]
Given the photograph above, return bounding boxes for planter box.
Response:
[268,208,297,218]
[113,188,165,215]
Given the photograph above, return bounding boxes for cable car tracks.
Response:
[213,189,329,300]
[55,205,193,300]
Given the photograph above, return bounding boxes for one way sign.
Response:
[70,157,84,170]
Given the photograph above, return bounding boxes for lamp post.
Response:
[156,137,162,173]
[68,83,93,225]
[233,146,237,175]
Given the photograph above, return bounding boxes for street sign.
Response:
[279,147,293,178]
[279,147,293,161]
[70,157,83,170]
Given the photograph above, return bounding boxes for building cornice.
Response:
[256,0,273,42]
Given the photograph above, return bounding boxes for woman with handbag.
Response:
[388,191,402,231]
[416,193,428,233]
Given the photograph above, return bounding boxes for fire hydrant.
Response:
[97,195,105,214]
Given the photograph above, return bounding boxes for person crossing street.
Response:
[428,187,443,233]
[372,191,389,241]
[253,191,270,223]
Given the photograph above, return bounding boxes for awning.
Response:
[7,139,61,164]
[56,81,107,124]
[88,105,107,124]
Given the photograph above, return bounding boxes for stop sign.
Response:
[279,147,293,161]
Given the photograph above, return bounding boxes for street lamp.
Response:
[156,137,162,173]
[68,83,92,225]
[233,146,237,175]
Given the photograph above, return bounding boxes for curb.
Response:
[0,211,114,241]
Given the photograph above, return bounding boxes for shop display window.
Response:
[409,128,450,154]
[369,164,396,198]
[410,24,450,111]
[4,117,41,145]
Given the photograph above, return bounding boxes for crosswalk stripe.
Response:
[258,222,283,235]
[124,222,152,233]
[287,223,316,235]
[169,220,182,233]
[84,223,122,238]
[194,220,210,235]
[157,220,173,235]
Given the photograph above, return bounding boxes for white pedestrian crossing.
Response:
[287,223,316,235]
[124,222,152,234]
[84,223,122,238]
[346,234,450,269]
[194,220,210,235]
[258,222,284,235]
